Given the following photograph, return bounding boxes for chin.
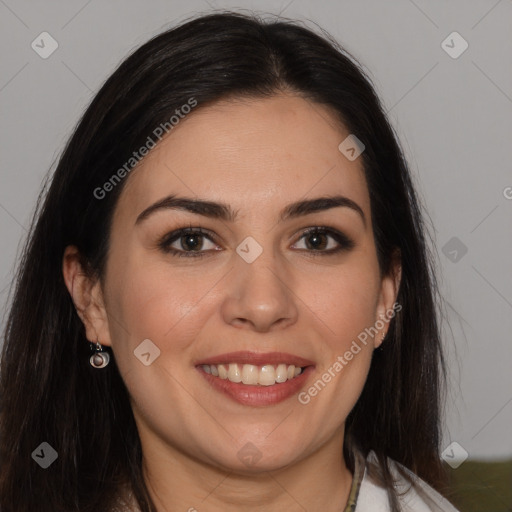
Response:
[201,440,305,475]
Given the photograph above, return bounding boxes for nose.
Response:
[220,250,299,333]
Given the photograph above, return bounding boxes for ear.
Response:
[62,245,112,347]
[374,250,402,348]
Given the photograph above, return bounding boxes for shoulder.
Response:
[355,451,460,512]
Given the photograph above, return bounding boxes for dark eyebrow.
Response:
[135,194,365,226]
[280,196,366,226]
[135,196,235,225]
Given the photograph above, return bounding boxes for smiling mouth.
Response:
[199,363,305,386]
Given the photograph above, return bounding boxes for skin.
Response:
[63,94,400,512]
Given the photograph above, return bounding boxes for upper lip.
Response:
[195,351,315,367]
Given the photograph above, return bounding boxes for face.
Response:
[66,94,399,473]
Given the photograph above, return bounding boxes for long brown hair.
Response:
[1,11,447,511]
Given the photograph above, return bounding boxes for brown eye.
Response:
[292,227,355,254]
[179,233,204,251]
[304,232,329,250]
[159,227,220,258]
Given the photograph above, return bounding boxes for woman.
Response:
[0,11,459,512]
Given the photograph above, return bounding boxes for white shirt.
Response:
[356,451,460,511]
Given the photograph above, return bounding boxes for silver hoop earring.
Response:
[89,341,110,368]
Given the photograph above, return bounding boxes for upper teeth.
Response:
[201,363,303,386]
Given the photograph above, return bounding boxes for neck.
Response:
[139,428,353,512]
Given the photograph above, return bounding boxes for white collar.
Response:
[355,451,460,512]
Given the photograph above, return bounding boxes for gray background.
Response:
[1,0,511,460]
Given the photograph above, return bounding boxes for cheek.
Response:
[299,261,380,345]
[294,257,380,413]
[105,255,220,369]
[103,259,217,425]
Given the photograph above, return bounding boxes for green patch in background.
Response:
[445,459,512,512]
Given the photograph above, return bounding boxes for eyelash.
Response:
[158,225,355,259]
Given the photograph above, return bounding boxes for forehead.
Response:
[115,94,370,222]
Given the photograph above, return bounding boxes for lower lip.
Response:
[197,366,315,406]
